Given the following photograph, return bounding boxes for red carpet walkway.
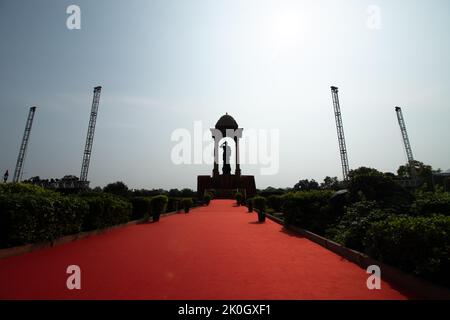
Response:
[0,200,411,300]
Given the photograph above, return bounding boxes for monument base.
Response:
[197,175,256,199]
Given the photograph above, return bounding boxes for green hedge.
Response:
[283,191,336,234]
[0,184,88,248]
[365,214,450,286]
[0,182,55,196]
[166,197,180,212]
[203,193,212,206]
[267,195,283,212]
[131,197,152,220]
[181,198,193,212]
[54,196,90,236]
[235,192,243,206]
[80,193,132,231]
[0,186,132,244]
[253,196,267,212]
[247,197,254,212]
[151,195,169,215]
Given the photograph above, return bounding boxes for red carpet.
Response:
[0,200,411,300]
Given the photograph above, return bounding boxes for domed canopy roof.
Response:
[215,113,238,131]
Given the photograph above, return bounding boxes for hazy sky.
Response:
[0,0,449,190]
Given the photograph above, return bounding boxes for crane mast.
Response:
[80,86,102,183]
[331,86,350,181]
[395,106,416,179]
[395,107,414,163]
[13,106,37,183]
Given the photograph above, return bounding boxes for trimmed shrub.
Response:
[0,182,56,196]
[267,195,283,212]
[283,190,336,234]
[167,197,182,213]
[81,193,132,231]
[247,198,254,213]
[253,196,267,222]
[0,186,88,248]
[0,193,52,247]
[131,197,152,220]
[203,193,212,206]
[54,196,89,236]
[181,198,193,213]
[235,192,243,206]
[151,195,168,221]
[253,196,267,212]
[365,215,450,286]
[0,184,134,248]
[207,189,216,198]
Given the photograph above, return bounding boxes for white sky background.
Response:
[0,0,449,190]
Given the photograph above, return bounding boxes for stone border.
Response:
[0,211,180,260]
[264,212,450,300]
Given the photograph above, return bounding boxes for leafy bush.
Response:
[365,215,450,286]
[181,198,193,213]
[411,190,450,216]
[166,197,180,213]
[130,197,152,220]
[81,193,132,231]
[293,179,320,191]
[134,188,167,197]
[247,197,254,212]
[203,193,212,206]
[103,181,130,198]
[207,189,216,198]
[267,195,283,212]
[283,190,336,234]
[0,186,88,248]
[0,182,56,196]
[180,188,196,198]
[235,192,243,206]
[348,167,413,211]
[252,196,267,212]
[151,195,169,215]
[54,196,89,236]
[327,201,393,252]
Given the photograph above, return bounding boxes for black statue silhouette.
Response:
[221,142,232,176]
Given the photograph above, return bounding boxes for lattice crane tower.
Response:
[331,86,350,181]
[80,86,102,183]
[13,106,37,183]
[395,106,416,178]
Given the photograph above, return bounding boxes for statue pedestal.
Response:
[197,175,256,199]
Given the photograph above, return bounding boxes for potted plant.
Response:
[235,192,243,206]
[181,198,193,213]
[203,193,212,206]
[150,195,168,222]
[131,196,151,221]
[247,198,254,213]
[253,196,267,223]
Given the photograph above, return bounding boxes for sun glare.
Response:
[267,8,308,50]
